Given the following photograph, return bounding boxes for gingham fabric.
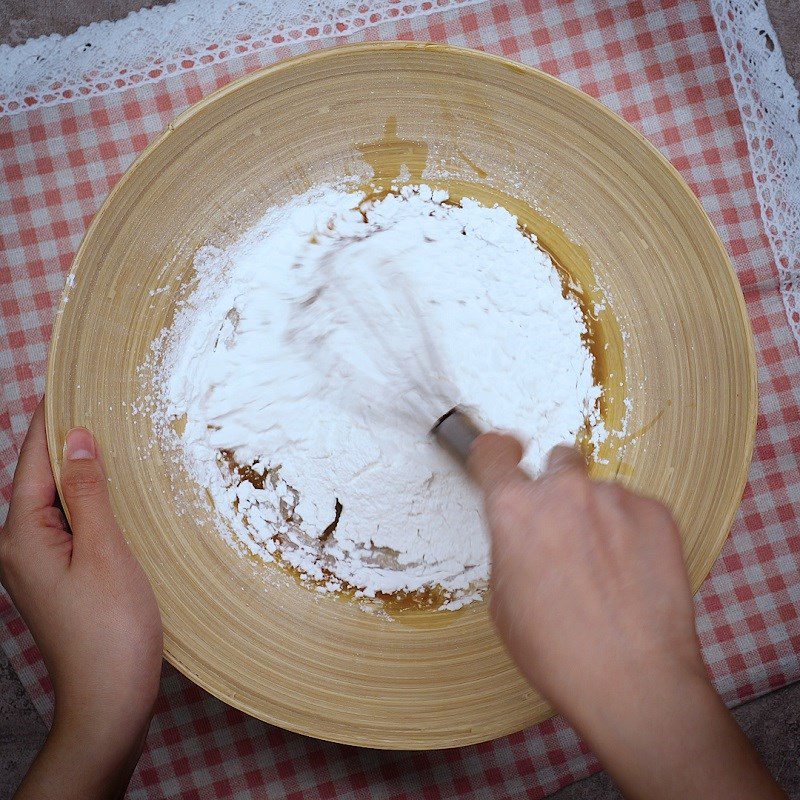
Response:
[2,1,800,798]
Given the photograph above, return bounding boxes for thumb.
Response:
[467,432,525,495]
[60,428,121,559]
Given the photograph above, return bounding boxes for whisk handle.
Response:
[431,407,484,466]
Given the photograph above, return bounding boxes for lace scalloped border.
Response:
[712,0,800,351]
[0,0,487,114]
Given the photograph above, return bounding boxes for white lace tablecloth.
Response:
[713,1,800,345]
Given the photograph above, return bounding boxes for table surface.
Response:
[0,2,798,799]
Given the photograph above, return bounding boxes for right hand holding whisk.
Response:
[468,433,786,800]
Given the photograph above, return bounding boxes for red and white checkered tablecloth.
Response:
[2,1,799,797]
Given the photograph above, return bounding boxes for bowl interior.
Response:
[47,43,755,749]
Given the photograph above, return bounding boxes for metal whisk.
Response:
[287,237,485,467]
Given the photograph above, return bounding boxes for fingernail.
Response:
[64,428,96,460]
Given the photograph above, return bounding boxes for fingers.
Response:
[544,445,587,477]
[41,506,68,531]
[467,432,525,495]
[469,437,587,497]
[60,427,123,561]
[10,400,57,514]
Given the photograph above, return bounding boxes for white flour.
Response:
[155,184,602,606]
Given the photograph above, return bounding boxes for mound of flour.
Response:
[154,184,601,606]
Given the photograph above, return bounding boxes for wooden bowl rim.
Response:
[46,41,757,743]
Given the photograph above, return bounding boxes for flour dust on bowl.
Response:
[47,43,757,749]
[149,183,605,610]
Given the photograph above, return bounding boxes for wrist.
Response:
[15,707,153,800]
[561,653,708,752]
[536,646,707,742]
[53,665,160,736]
[53,691,155,753]
[50,688,156,783]
[563,663,784,800]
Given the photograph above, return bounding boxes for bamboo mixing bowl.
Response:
[47,43,756,749]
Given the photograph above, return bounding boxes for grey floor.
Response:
[1,1,799,798]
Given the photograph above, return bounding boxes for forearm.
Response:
[568,669,786,800]
[471,435,786,798]
[14,712,151,800]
